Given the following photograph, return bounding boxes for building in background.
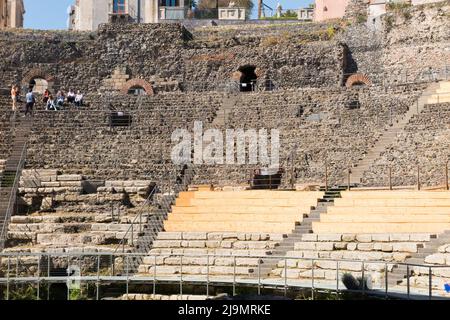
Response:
[297,7,314,21]
[69,0,163,31]
[0,0,25,29]
[68,0,196,31]
[314,0,350,22]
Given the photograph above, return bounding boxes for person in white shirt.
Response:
[74,90,83,107]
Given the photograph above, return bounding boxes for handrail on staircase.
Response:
[0,141,28,250]
[114,184,158,254]
[113,164,196,255]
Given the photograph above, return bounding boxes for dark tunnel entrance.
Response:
[239,65,257,92]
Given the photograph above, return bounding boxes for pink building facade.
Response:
[314,0,350,22]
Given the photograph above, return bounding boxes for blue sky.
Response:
[24,0,313,30]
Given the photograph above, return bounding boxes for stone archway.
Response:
[22,68,55,93]
[345,73,372,88]
[120,78,154,95]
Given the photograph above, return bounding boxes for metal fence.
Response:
[0,252,449,300]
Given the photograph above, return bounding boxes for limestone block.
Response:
[294,242,316,251]
[392,243,418,253]
[41,182,61,187]
[299,269,325,279]
[152,240,181,248]
[301,234,318,241]
[302,251,319,259]
[316,242,334,251]
[278,259,298,268]
[207,233,223,240]
[342,234,356,242]
[318,251,331,258]
[329,251,344,260]
[432,268,450,278]
[339,261,363,271]
[409,234,431,242]
[392,252,409,262]
[182,256,209,266]
[7,231,36,240]
[206,240,221,248]
[150,266,180,275]
[316,260,337,270]
[297,260,313,269]
[390,234,411,242]
[317,234,342,242]
[90,224,108,231]
[158,232,182,240]
[381,244,393,252]
[220,241,233,248]
[236,258,260,266]
[186,241,206,248]
[214,257,235,266]
[371,234,390,242]
[105,181,124,187]
[57,174,83,181]
[334,242,348,250]
[182,232,207,240]
[280,269,301,279]
[221,233,238,240]
[143,255,166,265]
[356,235,372,243]
[285,251,303,258]
[213,249,233,256]
[357,243,375,251]
[425,254,446,265]
[347,243,357,251]
[365,263,386,272]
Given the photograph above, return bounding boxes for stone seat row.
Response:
[313,191,450,234]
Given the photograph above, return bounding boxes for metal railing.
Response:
[114,185,158,254]
[114,165,196,254]
[0,141,27,250]
[0,251,449,300]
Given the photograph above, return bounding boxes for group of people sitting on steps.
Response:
[43,88,84,111]
[10,85,84,116]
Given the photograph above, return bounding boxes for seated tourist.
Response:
[67,89,76,104]
[42,89,50,104]
[56,90,65,107]
[74,90,84,107]
[46,95,58,111]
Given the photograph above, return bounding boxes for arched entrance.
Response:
[29,78,49,94]
[22,69,54,93]
[120,79,154,95]
[127,85,147,96]
[345,73,372,88]
[238,65,258,92]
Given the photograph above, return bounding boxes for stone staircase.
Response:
[350,81,448,184]
[121,166,196,272]
[0,116,32,249]
[388,230,450,286]
[258,186,345,276]
[212,94,237,127]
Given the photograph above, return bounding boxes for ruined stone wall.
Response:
[0,23,344,94]
[338,2,450,85]
[24,93,224,184]
[191,84,426,187]
[362,102,450,187]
